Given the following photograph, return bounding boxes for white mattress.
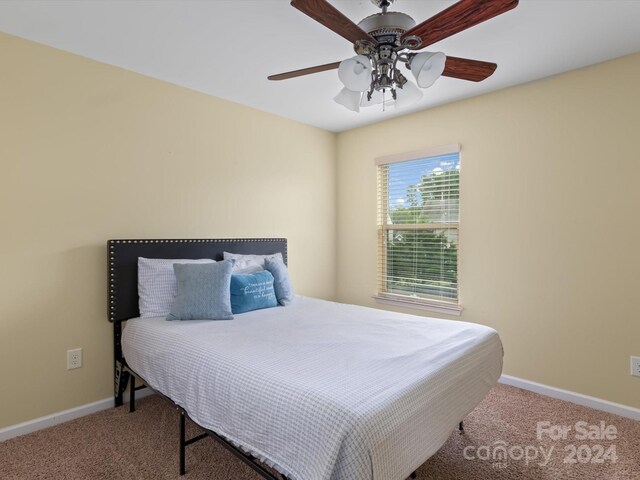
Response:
[122,296,503,480]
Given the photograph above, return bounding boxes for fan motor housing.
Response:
[369,0,396,8]
[357,11,416,39]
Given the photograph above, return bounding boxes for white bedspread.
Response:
[122,296,503,480]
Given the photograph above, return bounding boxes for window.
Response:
[375,144,461,315]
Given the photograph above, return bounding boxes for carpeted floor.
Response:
[1,384,638,479]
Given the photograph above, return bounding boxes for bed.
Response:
[108,238,503,480]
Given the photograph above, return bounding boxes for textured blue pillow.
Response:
[167,261,234,321]
[264,257,294,306]
[230,270,278,314]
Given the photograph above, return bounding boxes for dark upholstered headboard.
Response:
[107,238,287,322]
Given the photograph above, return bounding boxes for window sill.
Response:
[372,295,463,317]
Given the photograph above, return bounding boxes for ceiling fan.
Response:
[268,0,519,112]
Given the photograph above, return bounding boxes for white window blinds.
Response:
[376,145,460,310]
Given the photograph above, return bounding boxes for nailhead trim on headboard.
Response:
[107,238,288,322]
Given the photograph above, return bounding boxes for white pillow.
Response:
[138,257,215,318]
[233,261,265,274]
[223,252,284,273]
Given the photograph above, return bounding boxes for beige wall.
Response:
[2,30,638,430]
[0,33,337,429]
[336,52,640,409]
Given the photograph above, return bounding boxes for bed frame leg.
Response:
[179,411,186,475]
[129,374,136,412]
[114,360,129,408]
[176,409,210,475]
[113,321,130,407]
[459,421,464,434]
[114,363,123,407]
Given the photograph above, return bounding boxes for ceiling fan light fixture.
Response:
[272,0,520,114]
[360,88,383,107]
[338,55,372,92]
[394,80,423,109]
[409,51,446,88]
[334,88,363,112]
[360,88,396,108]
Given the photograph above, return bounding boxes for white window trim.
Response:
[375,143,462,315]
[375,143,461,166]
[372,294,463,316]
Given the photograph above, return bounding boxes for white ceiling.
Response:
[0,0,639,132]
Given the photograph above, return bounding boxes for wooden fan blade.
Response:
[268,61,341,81]
[402,0,519,49]
[291,0,377,45]
[442,56,497,82]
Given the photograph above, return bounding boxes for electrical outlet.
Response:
[631,356,640,377]
[67,348,82,370]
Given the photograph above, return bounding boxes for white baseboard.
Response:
[0,388,155,442]
[3,376,637,443]
[499,374,640,421]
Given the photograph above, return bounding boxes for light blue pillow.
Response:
[230,270,278,314]
[167,261,234,321]
[264,257,294,306]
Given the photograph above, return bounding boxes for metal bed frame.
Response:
[115,345,288,480]
[108,238,463,479]
[109,238,293,479]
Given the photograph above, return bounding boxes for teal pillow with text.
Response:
[230,270,277,314]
